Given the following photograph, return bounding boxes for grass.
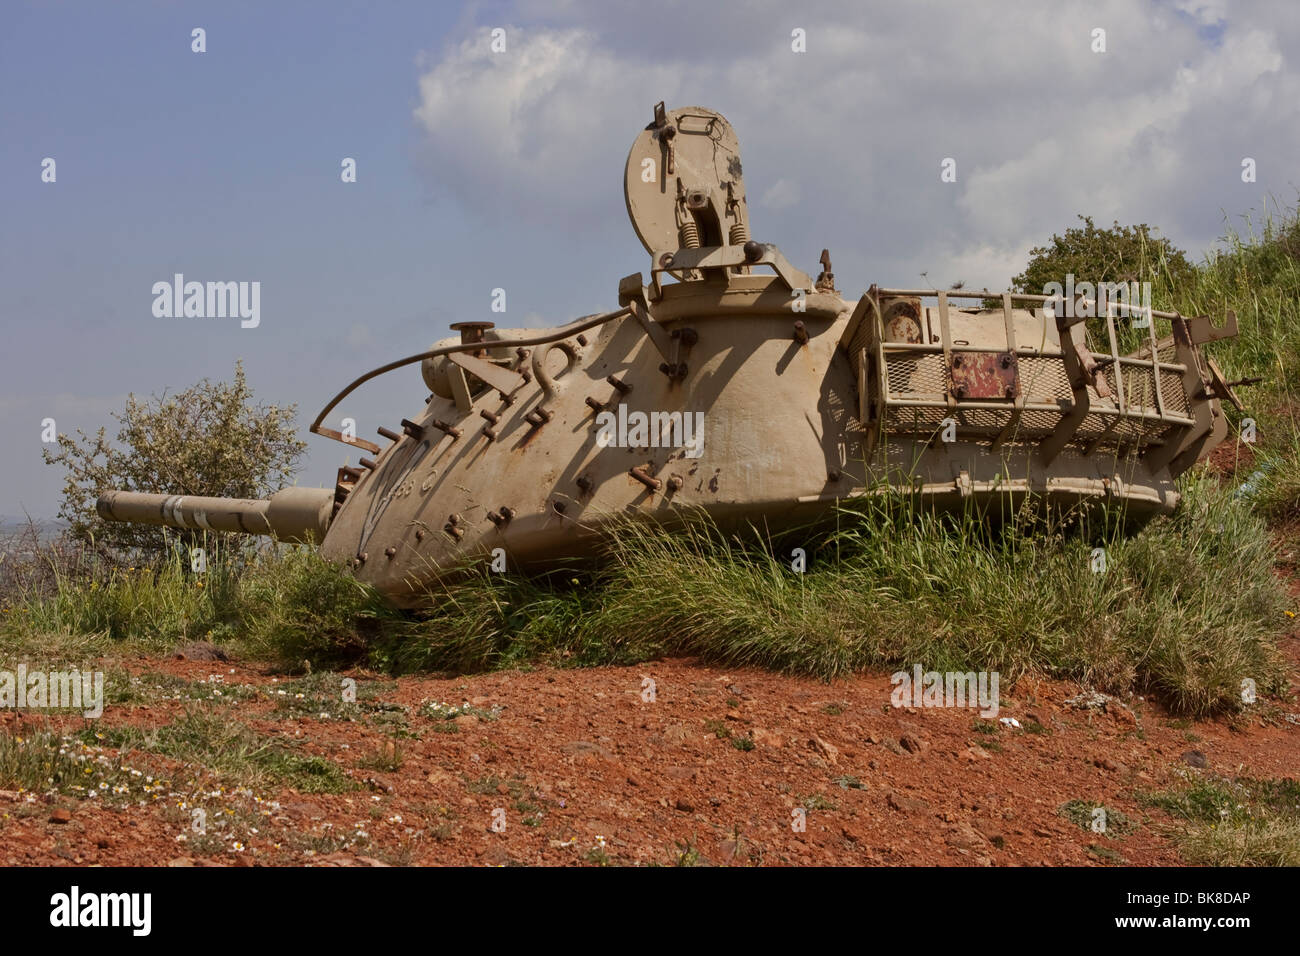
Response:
[358,738,404,772]
[1058,799,1137,837]
[799,793,838,812]
[1166,202,1300,535]
[671,836,703,867]
[464,774,504,795]
[380,475,1287,717]
[12,708,355,796]
[148,709,353,793]
[1165,201,1300,411]
[0,731,146,802]
[1140,774,1300,865]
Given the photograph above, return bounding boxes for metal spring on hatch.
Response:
[678,219,700,249]
[729,221,749,245]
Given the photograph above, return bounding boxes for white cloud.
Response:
[411,1,1300,290]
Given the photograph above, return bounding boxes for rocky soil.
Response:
[2,633,1297,867]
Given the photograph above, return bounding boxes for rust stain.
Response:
[883,298,923,344]
[950,351,1019,400]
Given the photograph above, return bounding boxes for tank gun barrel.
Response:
[96,487,334,544]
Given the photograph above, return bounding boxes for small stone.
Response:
[886,790,930,813]
[809,734,840,766]
[899,734,926,754]
[674,798,695,813]
[48,808,71,824]
[944,823,985,851]
[1182,750,1208,769]
[172,640,230,662]
[975,823,1006,849]
[1107,703,1137,726]
[480,844,511,866]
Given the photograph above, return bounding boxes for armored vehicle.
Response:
[98,103,1244,606]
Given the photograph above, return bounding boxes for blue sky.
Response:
[2,0,1295,517]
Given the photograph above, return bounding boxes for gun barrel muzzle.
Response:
[96,487,333,544]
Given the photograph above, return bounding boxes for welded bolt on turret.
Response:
[629,465,662,491]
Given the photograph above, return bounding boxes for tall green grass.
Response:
[368,478,1286,716]
[1142,775,1300,866]
[2,536,244,655]
[1166,200,1300,408]
[1167,200,1300,527]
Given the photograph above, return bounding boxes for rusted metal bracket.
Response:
[314,427,380,454]
[1182,310,1238,345]
[1204,357,1247,412]
[627,299,675,365]
[1039,319,1091,465]
[629,464,661,491]
[1071,341,1113,399]
[1143,315,1217,472]
[937,292,955,413]
[991,292,1025,450]
[447,364,474,414]
[447,351,527,400]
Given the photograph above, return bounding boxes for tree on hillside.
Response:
[1010,216,1197,299]
[43,361,307,559]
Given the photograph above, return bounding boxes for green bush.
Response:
[1011,215,1196,299]
[236,547,401,669]
[42,360,305,560]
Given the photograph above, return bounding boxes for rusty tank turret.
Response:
[99,102,1245,606]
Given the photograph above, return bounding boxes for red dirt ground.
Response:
[2,633,1297,867]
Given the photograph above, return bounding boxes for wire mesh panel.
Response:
[850,288,1204,461]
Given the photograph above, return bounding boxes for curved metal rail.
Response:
[310,306,632,448]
